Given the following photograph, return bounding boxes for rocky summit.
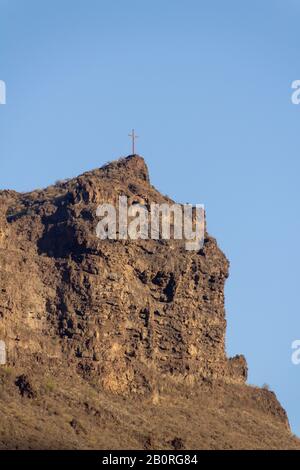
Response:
[0,155,298,449]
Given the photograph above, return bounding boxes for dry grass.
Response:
[0,366,299,450]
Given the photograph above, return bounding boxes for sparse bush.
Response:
[43,379,55,393]
[54,178,71,187]
[0,367,13,392]
[0,366,13,377]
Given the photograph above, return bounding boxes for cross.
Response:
[128,129,138,155]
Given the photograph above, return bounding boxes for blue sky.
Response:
[1,0,300,435]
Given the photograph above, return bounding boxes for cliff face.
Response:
[0,156,245,391]
[0,156,297,449]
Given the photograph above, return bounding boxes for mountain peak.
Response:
[100,154,150,183]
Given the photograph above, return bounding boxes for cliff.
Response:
[0,155,298,449]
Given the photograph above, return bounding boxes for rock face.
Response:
[0,156,245,392]
[0,155,298,449]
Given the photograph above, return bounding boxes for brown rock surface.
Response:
[0,155,298,449]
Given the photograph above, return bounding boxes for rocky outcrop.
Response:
[0,156,245,392]
[0,155,296,449]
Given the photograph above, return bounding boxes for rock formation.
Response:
[0,155,298,449]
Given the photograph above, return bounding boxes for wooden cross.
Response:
[128,129,138,155]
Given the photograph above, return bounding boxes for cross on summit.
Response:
[128,129,139,155]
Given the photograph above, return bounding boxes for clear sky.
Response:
[1,0,300,435]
